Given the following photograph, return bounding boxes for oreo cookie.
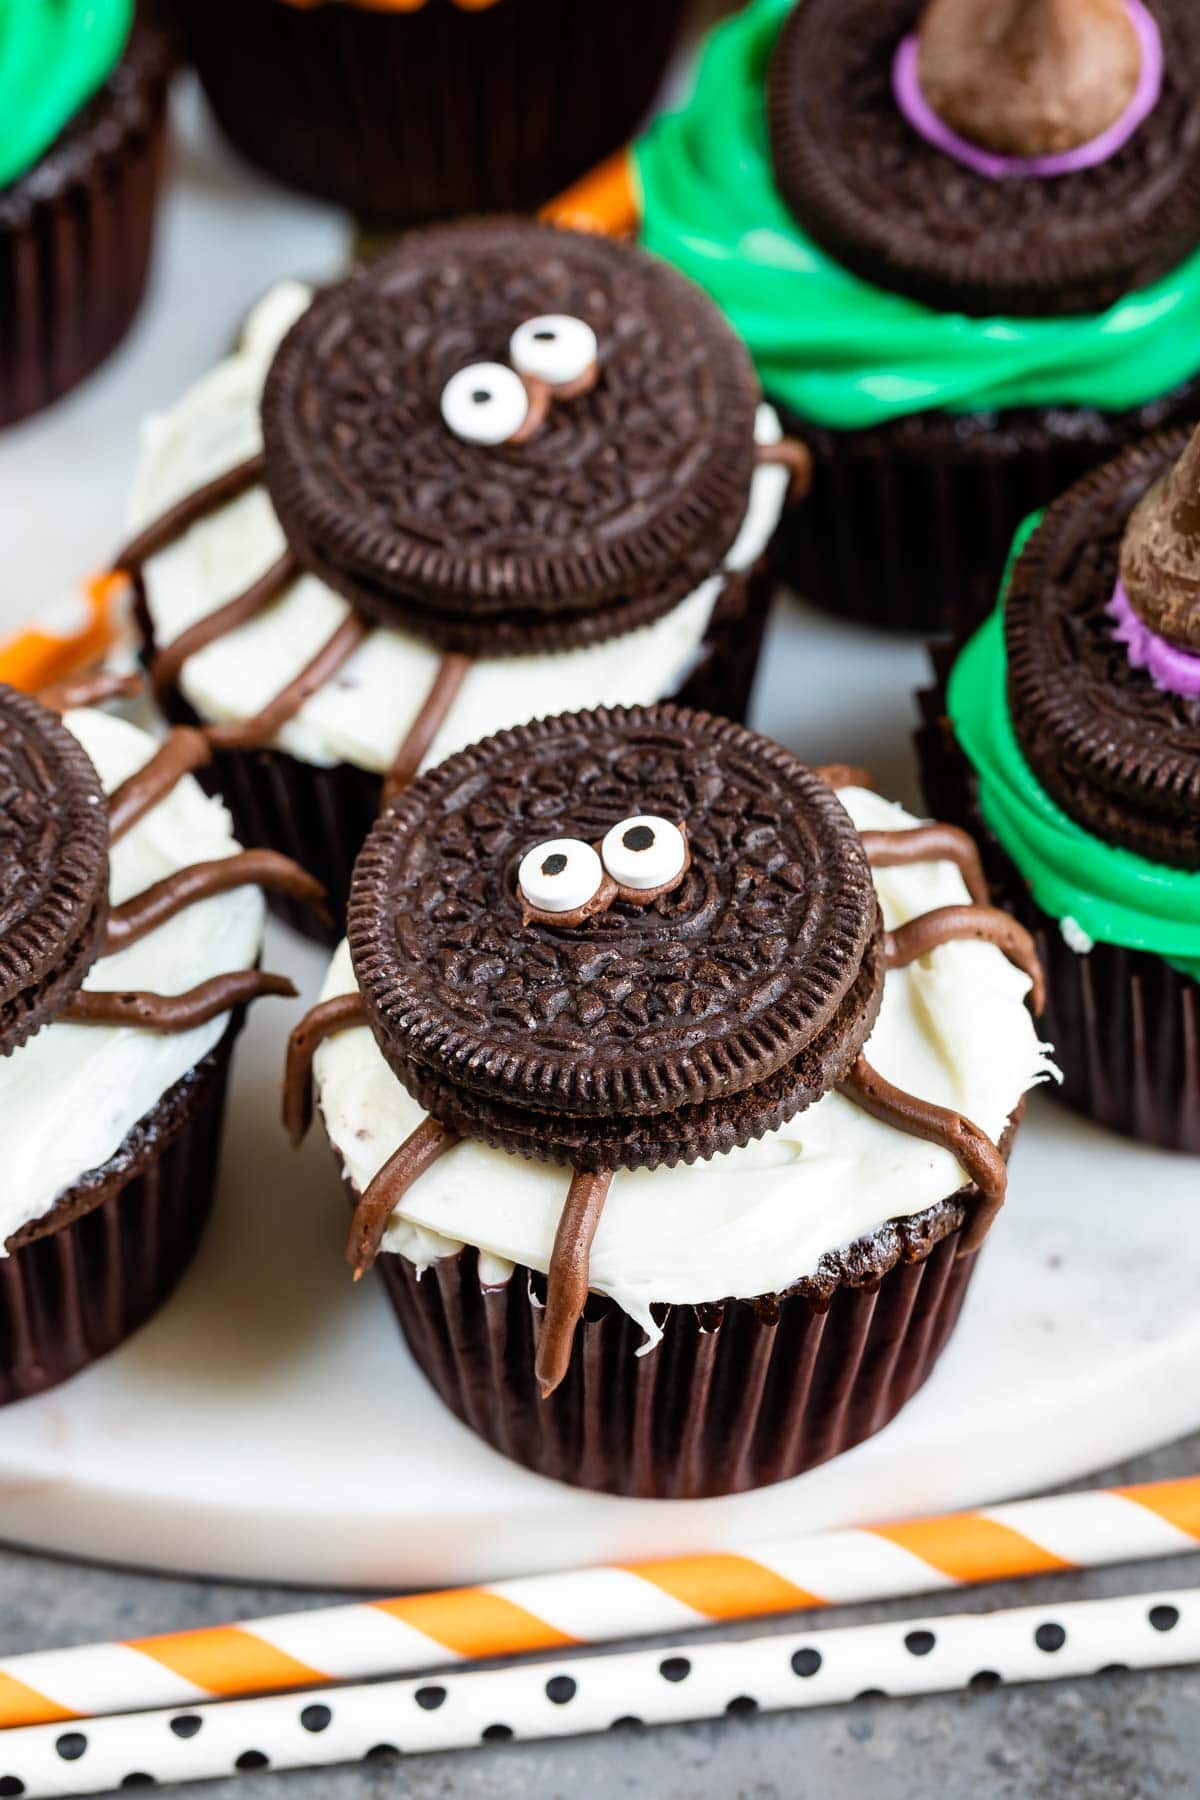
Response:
[0,688,109,1054]
[767,0,1200,317]
[348,705,883,1172]
[1005,430,1200,869]
[262,220,761,655]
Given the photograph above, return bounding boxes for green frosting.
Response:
[0,0,132,189]
[633,0,1200,431]
[947,529,1200,979]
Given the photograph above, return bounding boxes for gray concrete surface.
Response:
[2,1436,1198,1799]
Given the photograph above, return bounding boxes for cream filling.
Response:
[0,710,264,1247]
[314,789,1055,1348]
[130,283,789,775]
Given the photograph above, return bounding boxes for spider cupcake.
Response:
[0,674,323,1401]
[611,0,1200,632]
[116,220,804,942]
[286,704,1051,1498]
[921,423,1200,1151]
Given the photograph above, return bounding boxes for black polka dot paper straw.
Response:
[0,1591,1195,1794]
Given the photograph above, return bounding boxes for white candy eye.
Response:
[441,362,529,446]
[518,838,605,915]
[510,315,598,389]
[601,816,688,893]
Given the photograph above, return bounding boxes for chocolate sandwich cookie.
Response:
[122,221,801,943]
[1006,431,1200,868]
[769,0,1200,318]
[350,708,885,1170]
[262,221,760,653]
[289,703,1049,1494]
[0,680,323,1401]
[0,687,110,1052]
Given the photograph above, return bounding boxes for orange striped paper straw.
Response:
[0,1476,1196,1730]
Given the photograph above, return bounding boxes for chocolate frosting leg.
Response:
[62,971,297,1033]
[105,850,329,954]
[885,904,1045,1011]
[283,994,368,1147]
[756,436,813,500]
[205,615,368,752]
[536,1169,613,1399]
[860,823,990,908]
[37,671,143,713]
[108,728,214,842]
[380,651,473,811]
[152,550,299,698]
[346,1118,457,1280]
[114,453,265,573]
[840,1055,1007,1253]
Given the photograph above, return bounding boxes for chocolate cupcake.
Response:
[119,220,802,944]
[0,676,321,1402]
[171,0,690,228]
[285,704,1051,1498]
[630,0,1200,632]
[0,4,171,428]
[919,425,1200,1151]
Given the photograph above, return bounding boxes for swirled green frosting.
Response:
[633,0,1200,430]
[0,0,132,189]
[948,524,1200,979]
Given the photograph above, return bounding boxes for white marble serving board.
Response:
[0,78,1197,1592]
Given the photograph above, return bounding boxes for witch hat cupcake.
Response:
[0,675,323,1401]
[921,422,1200,1150]
[286,704,1050,1498]
[118,219,804,943]
[626,0,1200,632]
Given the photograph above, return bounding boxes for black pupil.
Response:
[471,389,491,405]
[533,330,556,341]
[622,825,656,853]
[542,853,569,877]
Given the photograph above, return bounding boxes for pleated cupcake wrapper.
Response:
[177,0,690,228]
[375,1225,976,1501]
[773,376,1200,637]
[917,658,1200,1153]
[146,561,776,947]
[0,42,168,429]
[0,1030,236,1406]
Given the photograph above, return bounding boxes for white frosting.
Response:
[130,284,789,775]
[0,710,264,1247]
[313,789,1055,1347]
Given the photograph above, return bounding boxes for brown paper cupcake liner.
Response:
[174,0,689,228]
[0,28,170,429]
[375,1200,979,1500]
[917,659,1200,1153]
[0,1019,239,1405]
[772,376,1200,637]
[144,559,777,945]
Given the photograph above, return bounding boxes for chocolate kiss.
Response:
[916,0,1141,158]
[1119,426,1200,654]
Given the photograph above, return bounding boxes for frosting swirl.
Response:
[0,0,132,189]
[633,0,1200,429]
[948,532,1200,978]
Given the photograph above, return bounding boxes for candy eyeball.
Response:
[441,362,529,446]
[510,315,599,390]
[518,838,606,915]
[601,816,688,893]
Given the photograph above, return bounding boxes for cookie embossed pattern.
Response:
[288,704,1052,1499]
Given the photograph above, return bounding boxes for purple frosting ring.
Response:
[1108,580,1200,699]
[892,0,1163,181]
